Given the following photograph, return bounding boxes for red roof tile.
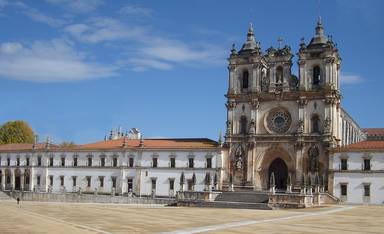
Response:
[362,128,384,136]
[333,140,384,152]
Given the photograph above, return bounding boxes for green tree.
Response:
[0,121,35,144]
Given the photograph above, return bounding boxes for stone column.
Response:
[228,66,236,94]
[30,168,34,192]
[20,173,24,191]
[295,143,304,186]
[1,172,5,190]
[11,169,15,191]
[298,60,306,90]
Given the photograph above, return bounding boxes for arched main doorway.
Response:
[268,158,288,190]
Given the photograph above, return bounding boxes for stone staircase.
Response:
[0,191,11,200]
[215,191,269,204]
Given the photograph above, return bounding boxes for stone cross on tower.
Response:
[277,37,283,49]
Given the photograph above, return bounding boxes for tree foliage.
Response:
[0,121,35,144]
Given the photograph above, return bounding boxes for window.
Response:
[25,176,30,185]
[87,157,92,167]
[113,157,118,167]
[240,116,247,134]
[49,157,54,167]
[276,66,283,83]
[341,158,348,170]
[170,157,176,168]
[311,115,320,133]
[363,159,371,171]
[313,65,321,86]
[111,177,116,188]
[127,178,133,192]
[16,158,20,166]
[169,179,174,190]
[49,176,53,186]
[72,176,77,187]
[151,178,156,191]
[37,175,41,186]
[26,158,30,166]
[129,158,134,167]
[206,158,212,169]
[61,157,65,167]
[0,157,1,166]
[99,176,104,187]
[100,157,105,167]
[86,177,91,187]
[364,184,370,197]
[7,158,10,166]
[60,176,64,186]
[242,71,249,89]
[188,158,194,168]
[152,157,158,168]
[73,157,78,167]
[341,184,347,196]
[37,156,42,166]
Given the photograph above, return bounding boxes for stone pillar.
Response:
[228,66,236,94]
[1,172,5,190]
[251,64,258,92]
[298,60,306,90]
[30,168,34,192]
[11,169,15,191]
[20,173,24,191]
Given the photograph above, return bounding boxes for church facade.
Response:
[223,19,363,191]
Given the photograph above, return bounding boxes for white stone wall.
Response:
[331,151,384,204]
[0,148,223,198]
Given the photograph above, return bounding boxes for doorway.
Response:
[268,158,288,190]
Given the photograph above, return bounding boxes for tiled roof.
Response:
[0,138,219,152]
[78,138,219,150]
[333,140,384,152]
[362,128,384,136]
[0,143,58,152]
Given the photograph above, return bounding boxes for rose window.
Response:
[266,109,291,134]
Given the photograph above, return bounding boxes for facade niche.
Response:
[242,70,249,89]
[276,66,283,83]
[313,65,321,86]
[240,116,247,134]
[311,114,320,133]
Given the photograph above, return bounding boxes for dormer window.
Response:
[313,65,321,86]
[242,71,249,89]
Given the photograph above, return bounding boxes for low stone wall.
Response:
[9,191,175,205]
[176,191,222,202]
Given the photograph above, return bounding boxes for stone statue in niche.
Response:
[324,117,331,133]
[297,119,304,134]
[261,68,269,92]
[308,145,319,172]
[226,120,232,135]
[235,155,242,171]
[249,119,256,134]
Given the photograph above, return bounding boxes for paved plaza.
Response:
[0,200,383,234]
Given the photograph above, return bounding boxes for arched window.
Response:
[311,115,320,133]
[313,66,321,86]
[242,71,249,89]
[240,116,247,134]
[276,66,283,83]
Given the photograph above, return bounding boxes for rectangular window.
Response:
[49,176,53,186]
[206,158,212,169]
[25,176,30,185]
[16,158,20,166]
[86,177,91,187]
[49,157,54,167]
[100,157,105,167]
[112,177,116,188]
[341,158,348,170]
[169,179,174,190]
[128,178,133,192]
[129,158,134,167]
[60,176,64,186]
[363,159,371,171]
[170,157,176,168]
[37,175,41,186]
[88,158,92,167]
[99,176,104,187]
[26,158,30,166]
[37,156,41,166]
[61,157,65,167]
[188,158,194,168]
[151,178,156,190]
[7,158,10,166]
[152,158,158,168]
[341,184,347,196]
[113,157,118,167]
[364,184,370,197]
[73,157,78,167]
[72,176,77,187]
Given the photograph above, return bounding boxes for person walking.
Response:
[16,197,20,205]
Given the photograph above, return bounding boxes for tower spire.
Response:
[239,22,259,52]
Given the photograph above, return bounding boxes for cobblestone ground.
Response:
[0,200,383,234]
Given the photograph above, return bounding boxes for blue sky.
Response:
[0,0,383,144]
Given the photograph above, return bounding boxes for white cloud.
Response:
[0,39,116,82]
[129,58,173,72]
[118,5,152,17]
[65,17,145,43]
[45,0,104,13]
[340,73,363,85]
[21,7,67,27]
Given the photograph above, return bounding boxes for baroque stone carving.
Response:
[297,119,304,134]
[226,120,232,135]
[249,119,256,134]
[324,117,331,133]
[266,109,292,134]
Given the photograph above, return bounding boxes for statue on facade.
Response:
[297,119,304,134]
[249,119,256,134]
[226,120,232,135]
[261,68,269,92]
[308,145,319,172]
[324,117,331,133]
